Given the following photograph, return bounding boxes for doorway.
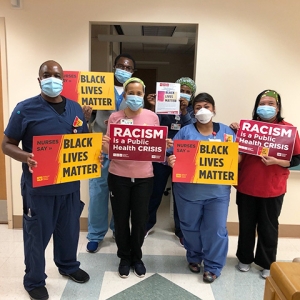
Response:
[90,23,197,86]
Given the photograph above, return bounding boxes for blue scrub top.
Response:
[171,122,236,201]
[4,95,89,196]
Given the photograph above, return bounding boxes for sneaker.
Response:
[133,261,146,278]
[144,228,153,239]
[179,237,184,247]
[261,269,270,279]
[237,261,251,272]
[86,241,100,253]
[27,286,49,300]
[118,261,131,278]
[203,271,217,283]
[59,268,90,283]
[176,235,184,247]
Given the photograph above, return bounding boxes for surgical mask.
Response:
[115,68,132,84]
[195,108,214,124]
[180,93,191,101]
[256,105,277,120]
[126,95,144,111]
[40,77,63,97]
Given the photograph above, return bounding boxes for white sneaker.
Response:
[237,261,251,272]
[261,269,270,279]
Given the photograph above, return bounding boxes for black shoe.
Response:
[118,261,131,278]
[27,286,49,300]
[59,268,90,283]
[203,271,217,283]
[133,261,146,278]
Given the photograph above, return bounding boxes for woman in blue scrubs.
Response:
[168,92,236,283]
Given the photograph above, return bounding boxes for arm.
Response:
[82,105,93,122]
[261,156,291,167]
[101,135,110,154]
[180,104,192,126]
[2,135,37,172]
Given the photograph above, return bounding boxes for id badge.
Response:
[208,138,222,142]
[120,119,133,125]
[171,123,181,130]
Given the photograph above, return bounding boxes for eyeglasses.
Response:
[115,64,135,73]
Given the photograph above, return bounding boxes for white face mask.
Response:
[195,108,214,124]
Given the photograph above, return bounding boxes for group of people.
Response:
[2,56,300,300]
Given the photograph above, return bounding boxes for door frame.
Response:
[0,17,13,228]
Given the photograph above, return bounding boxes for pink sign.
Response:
[108,124,168,162]
[236,120,297,160]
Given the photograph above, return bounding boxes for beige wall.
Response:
[0,0,300,227]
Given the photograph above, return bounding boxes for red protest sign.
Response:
[108,124,168,162]
[236,120,297,160]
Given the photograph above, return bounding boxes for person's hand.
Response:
[167,154,176,168]
[146,94,156,107]
[179,99,188,115]
[166,138,173,149]
[229,122,239,132]
[99,153,105,168]
[82,105,93,122]
[27,153,37,173]
[102,135,110,154]
[261,156,278,166]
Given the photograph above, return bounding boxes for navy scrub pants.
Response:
[146,162,182,238]
[22,188,84,291]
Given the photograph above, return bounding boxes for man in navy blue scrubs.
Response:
[2,60,90,300]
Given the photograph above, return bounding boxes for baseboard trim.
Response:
[13,215,88,231]
[11,216,300,238]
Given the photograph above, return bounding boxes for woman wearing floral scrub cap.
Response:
[145,77,196,246]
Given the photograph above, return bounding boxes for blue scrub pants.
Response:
[175,193,229,277]
[87,156,114,242]
[146,162,182,238]
[22,188,84,291]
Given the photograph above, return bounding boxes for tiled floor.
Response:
[0,196,299,300]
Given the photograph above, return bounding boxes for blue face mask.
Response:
[126,95,144,111]
[256,105,277,120]
[115,68,132,84]
[40,77,63,97]
[180,93,191,101]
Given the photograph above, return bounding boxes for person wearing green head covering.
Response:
[145,77,196,246]
[236,89,300,279]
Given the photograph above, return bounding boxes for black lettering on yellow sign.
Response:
[62,151,88,163]
[199,157,224,167]
[199,170,234,181]
[81,97,112,106]
[63,138,93,148]
[62,164,98,177]
[199,145,228,155]
[81,86,103,94]
[80,75,106,83]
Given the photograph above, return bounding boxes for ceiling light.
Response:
[98,35,188,45]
